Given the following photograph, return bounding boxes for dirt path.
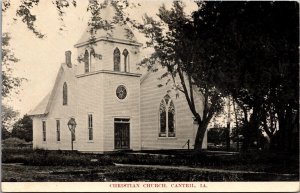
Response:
[114,163,297,177]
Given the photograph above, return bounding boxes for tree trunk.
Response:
[283,106,293,151]
[276,105,298,152]
[194,121,208,151]
[290,110,299,152]
[226,97,231,151]
[241,123,250,151]
[242,100,261,151]
[277,111,286,151]
[232,98,240,151]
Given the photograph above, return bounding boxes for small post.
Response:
[67,118,77,152]
[187,139,190,150]
[71,134,74,151]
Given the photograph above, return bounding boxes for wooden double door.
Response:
[114,118,130,149]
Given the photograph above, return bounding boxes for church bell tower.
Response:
[74,3,142,152]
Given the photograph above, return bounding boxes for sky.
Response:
[2,0,198,118]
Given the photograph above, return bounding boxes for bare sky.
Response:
[2,0,197,117]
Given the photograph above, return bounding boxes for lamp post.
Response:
[67,118,76,151]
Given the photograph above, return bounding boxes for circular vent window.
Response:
[116,85,127,100]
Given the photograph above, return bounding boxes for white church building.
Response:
[28,6,207,153]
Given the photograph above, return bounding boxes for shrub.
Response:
[2,137,27,148]
[22,150,113,166]
[2,149,113,166]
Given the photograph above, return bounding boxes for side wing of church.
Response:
[140,68,207,150]
[28,7,207,152]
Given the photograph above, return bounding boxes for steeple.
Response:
[74,1,141,48]
[74,1,142,74]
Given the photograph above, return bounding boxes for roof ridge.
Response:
[28,64,75,116]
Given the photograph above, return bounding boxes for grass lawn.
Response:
[1,148,299,182]
[2,163,297,182]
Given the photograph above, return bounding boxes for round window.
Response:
[116,85,127,100]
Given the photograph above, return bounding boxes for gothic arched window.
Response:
[84,50,90,73]
[90,48,95,71]
[122,49,129,72]
[113,48,120,71]
[63,82,68,105]
[159,95,176,137]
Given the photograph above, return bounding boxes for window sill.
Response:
[159,132,176,138]
[157,137,177,140]
[114,148,132,151]
[87,141,94,143]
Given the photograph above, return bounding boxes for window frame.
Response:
[158,95,176,138]
[63,82,68,105]
[42,120,46,142]
[113,48,121,71]
[56,119,60,142]
[90,48,95,72]
[122,49,129,72]
[84,50,90,73]
[116,85,127,100]
[88,114,93,141]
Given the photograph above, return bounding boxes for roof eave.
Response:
[28,112,48,117]
[74,37,143,48]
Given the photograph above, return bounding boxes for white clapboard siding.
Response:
[32,64,78,150]
[76,73,104,152]
[30,16,208,152]
[102,73,141,151]
[140,67,207,150]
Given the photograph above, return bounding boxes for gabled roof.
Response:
[140,61,163,84]
[28,64,75,116]
[27,92,51,116]
[140,64,204,100]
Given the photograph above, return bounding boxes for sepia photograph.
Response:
[1,0,299,192]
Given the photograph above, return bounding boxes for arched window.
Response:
[63,82,68,105]
[90,48,95,71]
[122,49,129,72]
[113,48,120,71]
[84,50,89,73]
[159,95,175,137]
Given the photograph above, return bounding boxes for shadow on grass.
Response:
[2,148,299,181]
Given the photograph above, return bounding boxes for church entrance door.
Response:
[114,118,130,150]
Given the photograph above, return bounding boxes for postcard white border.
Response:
[1,182,300,192]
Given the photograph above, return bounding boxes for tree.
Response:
[2,0,78,38]
[2,32,24,139]
[191,1,299,151]
[2,33,24,98]
[207,127,227,146]
[1,104,19,139]
[138,2,225,150]
[1,0,134,143]
[11,114,33,142]
[2,0,131,39]
[2,125,11,140]
[4,1,297,152]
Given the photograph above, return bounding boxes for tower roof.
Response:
[74,3,141,48]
